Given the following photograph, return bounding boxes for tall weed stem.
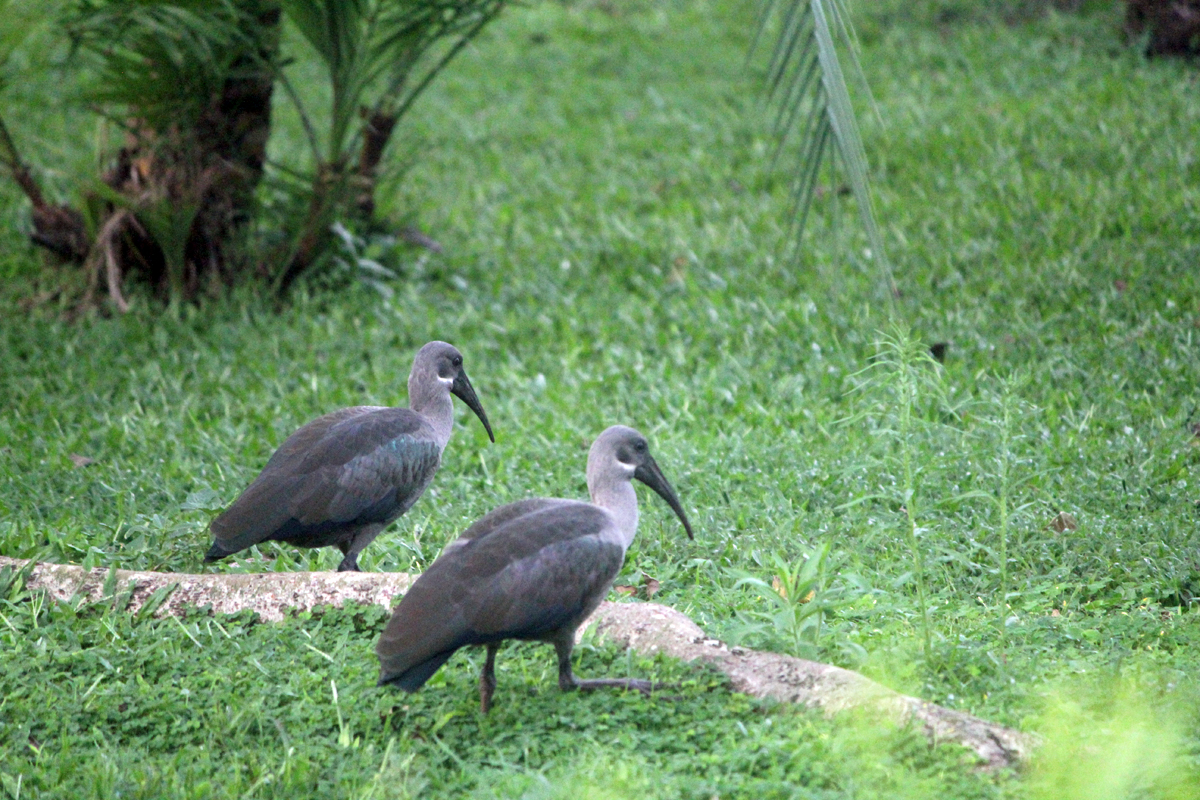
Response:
[995,392,1012,641]
[895,338,932,659]
[846,327,948,662]
[986,372,1033,642]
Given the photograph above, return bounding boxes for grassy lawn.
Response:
[3,0,1200,796]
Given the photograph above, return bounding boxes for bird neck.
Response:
[589,479,639,550]
[408,377,454,452]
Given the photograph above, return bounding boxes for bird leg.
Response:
[335,524,385,572]
[479,642,499,714]
[335,547,360,572]
[552,636,660,696]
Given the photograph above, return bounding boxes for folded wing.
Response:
[376,501,625,689]
[210,407,440,555]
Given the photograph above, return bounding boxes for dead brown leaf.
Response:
[770,578,813,603]
[815,184,851,199]
[1049,512,1078,533]
[653,178,679,196]
[616,573,662,600]
[68,453,94,468]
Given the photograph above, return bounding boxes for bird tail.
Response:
[377,650,457,692]
[203,540,236,563]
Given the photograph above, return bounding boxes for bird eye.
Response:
[634,441,646,452]
[451,356,462,367]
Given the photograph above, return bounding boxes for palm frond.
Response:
[368,0,505,116]
[277,0,506,161]
[271,0,507,293]
[65,0,258,129]
[279,0,375,155]
[755,0,893,293]
[0,0,51,81]
[0,0,42,197]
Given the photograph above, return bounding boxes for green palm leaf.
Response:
[756,0,893,293]
[278,0,505,161]
[66,0,256,129]
[271,0,507,293]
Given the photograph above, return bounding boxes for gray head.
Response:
[586,425,693,539]
[409,341,494,442]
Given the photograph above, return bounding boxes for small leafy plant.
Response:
[725,543,860,660]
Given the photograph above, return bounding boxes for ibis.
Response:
[376,425,693,712]
[204,341,494,572]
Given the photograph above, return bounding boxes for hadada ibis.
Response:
[204,341,494,572]
[375,425,693,712]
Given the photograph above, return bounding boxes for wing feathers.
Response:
[210,407,440,554]
[439,498,573,557]
[382,649,459,691]
[376,502,625,687]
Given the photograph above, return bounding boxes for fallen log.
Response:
[582,601,1032,770]
[0,555,1032,769]
[0,556,415,621]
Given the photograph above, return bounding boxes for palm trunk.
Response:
[0,115,89,262]
[1125,0,1200,55]
[354,110,400,217]
[276,164,340,297]
[87,0,281,304]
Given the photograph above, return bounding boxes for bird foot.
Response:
[570,678,668,695]
[336,558,361,572]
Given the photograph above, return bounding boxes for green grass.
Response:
[3,0,1200,796]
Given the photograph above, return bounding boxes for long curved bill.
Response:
[451,370,495,443]
[633,456,694,540]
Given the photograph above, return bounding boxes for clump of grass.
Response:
[358,740,428,800]
[473,752,658,800]
[0,581,1015,799]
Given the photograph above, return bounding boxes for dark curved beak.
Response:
[633,455,694,540]
[451,369,495,443]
